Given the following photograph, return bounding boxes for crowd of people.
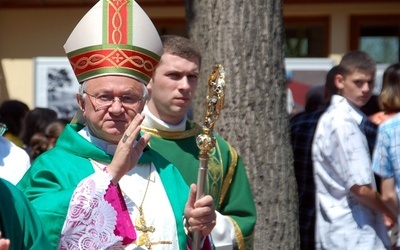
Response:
[291,51,400,250]
[0,104,67,183]
[0,0,256,249]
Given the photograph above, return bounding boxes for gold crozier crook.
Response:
[192,64,226,250]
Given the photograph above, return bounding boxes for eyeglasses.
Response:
[83,91,143,111]
[0,123,7,136]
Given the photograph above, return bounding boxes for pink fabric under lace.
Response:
[58,171,135,249]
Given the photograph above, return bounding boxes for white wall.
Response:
[0,5,184,107]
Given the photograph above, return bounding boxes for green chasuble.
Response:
[0,178,52,250]
[17,124,189,249]
[142,121,257,250]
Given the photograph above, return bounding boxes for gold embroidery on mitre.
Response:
[72,48,158,73]
[108,0,129,44]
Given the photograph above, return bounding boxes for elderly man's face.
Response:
[78,75,145,143]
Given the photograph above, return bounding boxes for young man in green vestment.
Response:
[142,35,257,250]
[17,1,216,249]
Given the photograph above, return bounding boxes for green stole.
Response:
[142,121,257,249]
[18,124,189,249]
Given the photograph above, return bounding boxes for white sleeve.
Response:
[57,171,123,250]
[210,211,236,250]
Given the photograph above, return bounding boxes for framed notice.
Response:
[34,57,80,119]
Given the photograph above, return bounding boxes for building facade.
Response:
[0,0,398,110]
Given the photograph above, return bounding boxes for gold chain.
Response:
[89,159,172,249]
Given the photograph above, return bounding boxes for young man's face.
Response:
[146,53,200,125]
[77,75,146,144]
[335,70,375,108]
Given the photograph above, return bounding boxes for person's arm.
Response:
[380,177,398,218]
[61,114,151,249]
[59,171,131,249]
[106,113,150,184]
[350,184,397,224]
[184,184,216,249]
[184,184,216,237]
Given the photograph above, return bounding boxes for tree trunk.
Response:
[185,0,299,249]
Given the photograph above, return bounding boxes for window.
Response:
[350,15,400,64]
[284,16,330,57]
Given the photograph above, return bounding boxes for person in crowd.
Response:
[0,123,30,185]
[291,65,379,250]
[312,50,395,249]
[303,85,325,113]
[0,177,51,250]
[45,118,69,149]
[0,100,29,148]
[290,65,339,250]
[18,1,215,249]
[372,62,400,250]
[27,118,69,162]
[27,133,50,162]
[141,34,256,249]
[369,63,400,125]
[19,107,58,160]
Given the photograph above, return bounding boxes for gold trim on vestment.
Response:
[219,144,238,207]
[141,121,202,139]
[229,216,245,250]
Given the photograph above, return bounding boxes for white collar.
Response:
[78,127,117,155]
[142,105,187,132]
[331,95,365,125]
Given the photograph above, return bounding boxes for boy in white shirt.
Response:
[312,51,395,250]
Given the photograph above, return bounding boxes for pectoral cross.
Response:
[135,207,172,249]
[135,207,155,249]
[135,209,172,249]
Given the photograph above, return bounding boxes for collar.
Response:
[142,105,187,132]
[78,127,118,155]
[331,95,365,125]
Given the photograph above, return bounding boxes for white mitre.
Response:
[64,0,162,124]
[64,0,162,84]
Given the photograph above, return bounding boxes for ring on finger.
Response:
[122,134,129,143]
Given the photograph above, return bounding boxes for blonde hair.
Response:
[378,62,400,112]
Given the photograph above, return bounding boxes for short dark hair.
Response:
[0,100,29,136]
[338,50,376,78]
[160,35,201,65]
[324,65,340,103]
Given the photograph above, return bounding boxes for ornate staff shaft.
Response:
[192,64,226,250]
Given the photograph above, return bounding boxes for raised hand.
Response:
[107,113,151,184]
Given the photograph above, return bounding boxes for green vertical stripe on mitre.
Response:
[103,0,107,43]
[127,0,133,44]
[139,149,189,250]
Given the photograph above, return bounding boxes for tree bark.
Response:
[185,0,299,249]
